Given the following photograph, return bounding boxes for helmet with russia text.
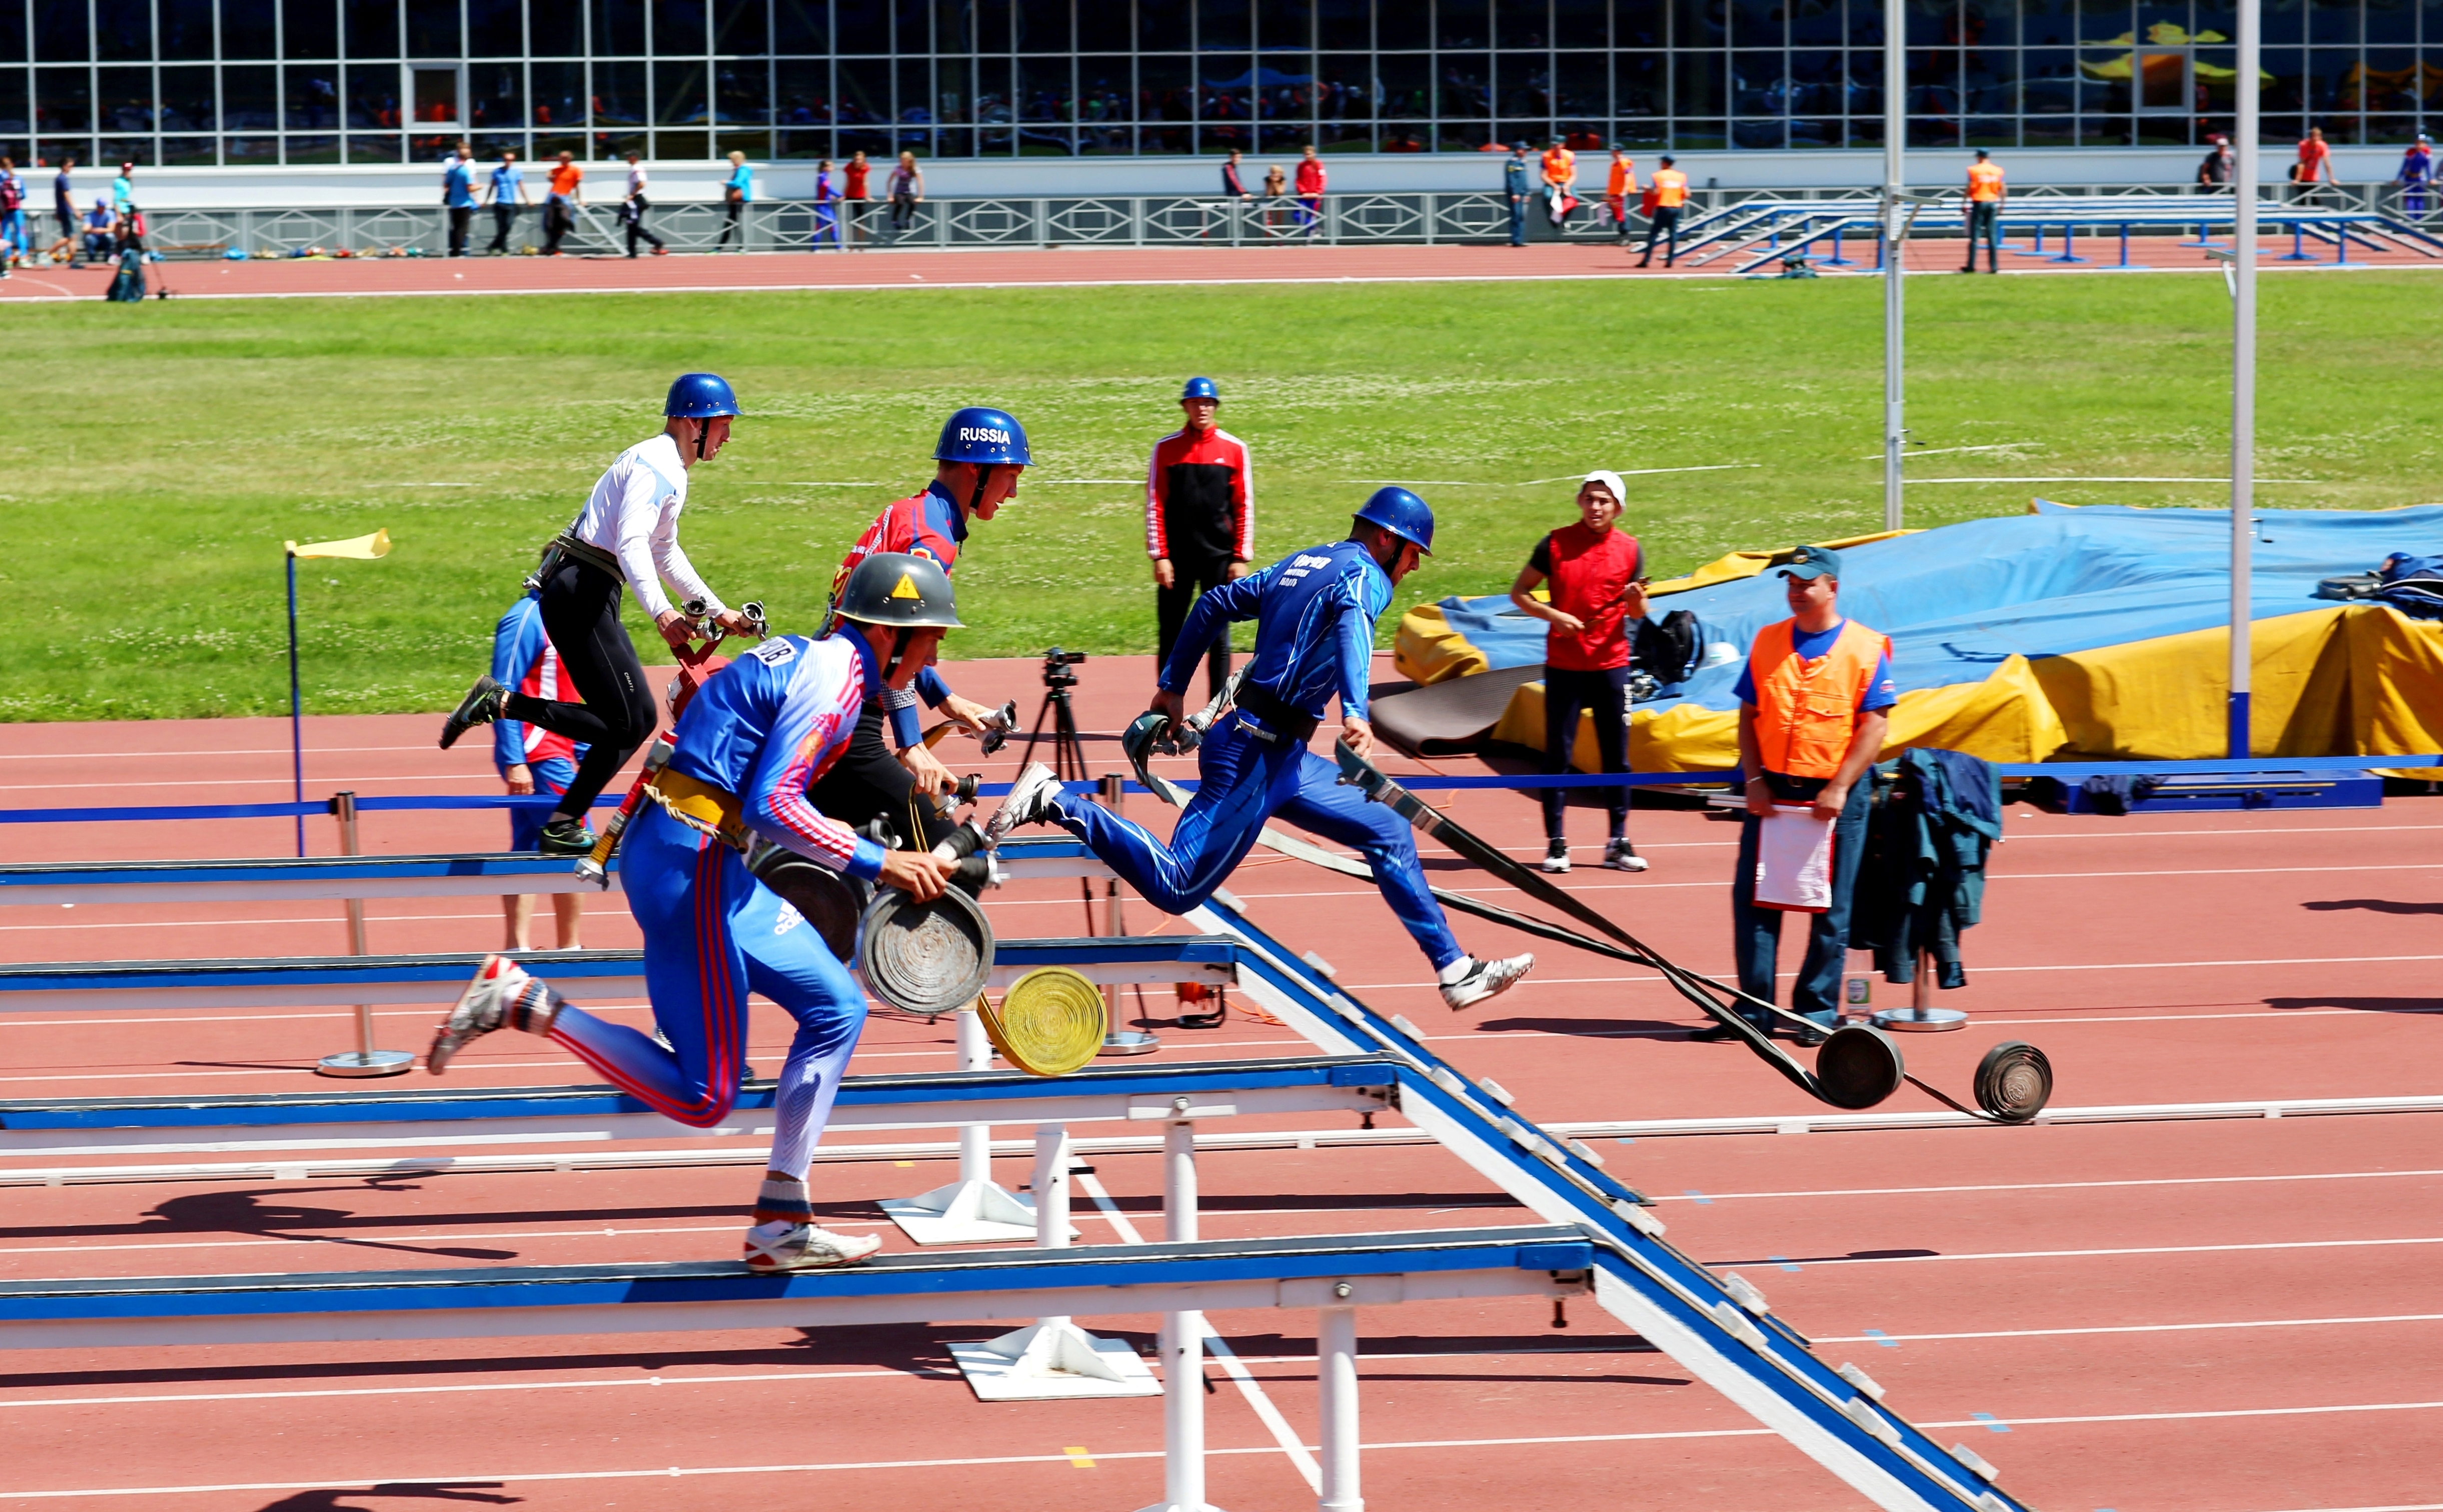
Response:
[933,406,1031,467]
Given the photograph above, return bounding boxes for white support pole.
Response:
[2229,0,2260,759]
[1881,0,1907,532]
[1316,1303,1362,1512]
[957,1007,993,1186]
[1140,1117,1212,1512]
[880,1007,1041,1244]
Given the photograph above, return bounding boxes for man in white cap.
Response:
[1508,471,1648,873]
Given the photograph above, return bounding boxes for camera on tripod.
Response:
[1039,646,1087,690]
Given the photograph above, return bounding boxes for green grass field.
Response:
[3,271,2436,721]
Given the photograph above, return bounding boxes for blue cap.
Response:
[934,406,1031,467]
[1181,376,1219,402]
[1353,486,1435,556]
[1777,543,1843,581]
[665,372,741,419]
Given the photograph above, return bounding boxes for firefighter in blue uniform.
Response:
[989,488,1535,1011]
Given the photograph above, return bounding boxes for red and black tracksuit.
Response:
[1146,426,1254,696]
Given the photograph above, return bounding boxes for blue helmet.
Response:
[934,406,1031,467]
[1180,376,1220,402]
[665,372,742,419]
[1354,486,1435,556]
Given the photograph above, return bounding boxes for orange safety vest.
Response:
[1747,618,1891,780]
[1542,147,1575,186]
[1607,158,1637,197]
[1966,162,2005,202]
[1652,168,1688,209]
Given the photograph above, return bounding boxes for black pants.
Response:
[447,206,472,256]
[502,558,658,823]
[1638,206,1681,266]
[543,200,573,254]
[1541,664,1630,840]
[890,192,916,231]
[1964,201,2000,271]
[626,196,665,255]
[488,202,518,252]
[1155,561,1237,697]
[806,704,957,852]
[718,197,744,247]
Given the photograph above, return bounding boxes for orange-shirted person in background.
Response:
[1604,144,1639,243]
[1638,155,1689,268]
[1963,149,2006,273]
[1540,137,1577,227]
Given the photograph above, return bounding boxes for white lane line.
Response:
[0,776,498,794]
[0,745,444,762]
[10,1402,2439,1498]
[1654,1168,2443,1203]
[1815,1235,2443,1265]
[1816,1312,2443,1344]
[0,1366,951,1408]
[0,1221,797,1257]
[1073,1170,1323,1491]
[1345,952,2443,992]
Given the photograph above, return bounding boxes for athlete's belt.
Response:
[543,532,626,583]
[642,768,751,850]
[1232,682,1320,745]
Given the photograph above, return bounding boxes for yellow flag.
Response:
[286,529,392,561]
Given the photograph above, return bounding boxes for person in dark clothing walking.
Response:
[1145,377,1255,698]
[621,151,667,257]
[1504,143,1533,246]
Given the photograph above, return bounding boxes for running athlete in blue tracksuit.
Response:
[490,588,590,950]
[426,553,965,1270]
[990,488,1535,1012]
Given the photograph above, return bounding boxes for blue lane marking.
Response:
[1972,1412,2011,1433]
[1614,1137,1635,1146]
[1861,1328,1896,1347]
[1770,1255,1801,1273]
[1683,1189,1711,1205]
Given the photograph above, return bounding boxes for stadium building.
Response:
[4,0,2433,206]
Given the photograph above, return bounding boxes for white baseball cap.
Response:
[1582,470,1627,503]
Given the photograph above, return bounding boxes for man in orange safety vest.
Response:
[1604,144,1638,243]
[1637,155,1689,268]
[1962,149,2006,274]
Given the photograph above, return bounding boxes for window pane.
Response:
[35,0,87,62]
[1790,0,1839,47]
[0,14,23,67]
[467,0,522,55]
[716,57,767,121]
[1674,48,1723,114]
[595,0,648,54]
[1497,51,1550,116]
[37,66,91,131]
[531,60,583,125]
[656,58,708,124]
[2310,0,2360,44]
[1320,0,1368,48]
[93,65,145,130]
[1204,0,1251,48]
[95,0,150,61]
[1441,0,1489,47]
[1018,0,1070,52]
[288,64,344,126]
[1318,53,1369,117]
[1139,0,1188,50]
[344,0,399,57]
[1733,50,1785,113]
[653,0,708,53]
[775,0,828,49]
[160,66,212,128]
[407,2,460,56]
[2367,0,2414,44]
[1139,53,1190,136]
[837,56,887,127]
[1079,57,1128,118]
[2080,0,2130,42]
[347,62,397,126]
[835,0,885,50]
[162,133,218,161]
[223,65,276,129]
[472,61,521,127]
[1261,0,1313,47]
[1441,51,1491,114]
[1616,51,1663,114]
[596,58,646,121]
[777,57,829,121]
[288,132,341,160]
[717,0,767,52]
[1731,0,1780,48]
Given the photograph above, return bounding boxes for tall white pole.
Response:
[1156,1118,1207,1512]
[2230,0,2259,759]
[1316,1304,1362,1511]
[1882,0,1907,531]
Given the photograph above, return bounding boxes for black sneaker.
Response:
[1790,1023,1830,1048]
[1539,839,1571,874]
[1689,1021,1744,1042]
[439,675,506,749]
[537,815,599,856]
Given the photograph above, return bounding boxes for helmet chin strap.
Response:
[694,419,713,461]
[882,626,914,682]
[966,464,993,517]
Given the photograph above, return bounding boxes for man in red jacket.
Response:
[1146,377,1254,696]
[1294,144,1326,238]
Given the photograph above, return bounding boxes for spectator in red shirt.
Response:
[1294,144,1326,239]
[1509,471,1649,873]
[844,150,871,244]
[1146,376,1254,695]
[2294,127,2334,203]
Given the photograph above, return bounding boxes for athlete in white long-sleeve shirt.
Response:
[440,373,757,855]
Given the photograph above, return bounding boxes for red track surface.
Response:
[0,226,2429,303]
[4,654,2440,1510]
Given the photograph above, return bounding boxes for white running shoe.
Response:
[742,1220,884,1271]
[1603,839,1649,873]
[426,954,533,1073]
[984,761,1065,844]
[1540,839,1571,873]
[1440,952,1536,1011]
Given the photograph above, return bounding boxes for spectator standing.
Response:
[620,151,668,257]
[1508,472,1647,875]
[1604,144,1639,243]
[0,157,24,273]
[1294,143,1326,238]
[43,155,76,264]
[1145,376,1254,697]
[111,161,133,215]
[811,159,841,248]
[2293,126,2334,204]
[1221,147,1249,198]
[2196,132,2233,189]
[543,150,583,255]
[443,145,477,257]
[1540,136,1577,227]
[718,149,751,251]
[844,149,871,244]
[1504,142,1532,246]
[1705,545,1894,1045]
[887,151,922,233]
[1262,162,1288,234]
[1638,155,1688,267]
[489,586,588,951]
[1961,148,2004,273]
[2396,133,2435,216]
[484,149,529,253]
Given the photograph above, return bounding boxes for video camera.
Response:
[1040,646,1087,690]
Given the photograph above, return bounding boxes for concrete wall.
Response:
[105,147,2412,212]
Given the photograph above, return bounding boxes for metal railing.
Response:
[132,181,2433,261]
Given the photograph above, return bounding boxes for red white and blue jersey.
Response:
[665,631,888,881]
[490,593,585,770]
[833,480,965,745]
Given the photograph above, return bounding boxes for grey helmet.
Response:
[834,551,965,630]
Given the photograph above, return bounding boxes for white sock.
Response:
[1438,957,1478,985]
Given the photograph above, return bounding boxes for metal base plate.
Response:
[315,1049,416,1078]
[878,1178,1073,1247]
[1872,1007,1968,1033]
[1099,1029,1161,1057]
[947,1322,1160,1400]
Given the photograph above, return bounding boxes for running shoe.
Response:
[742,1220,883,1271]
[438,675,505,749]
[537,815,599,856]
[1603,839,1649,873]
[984,761,1064,844]
[1440,952,1535,1011]
[1540,839,1571,874]
[427,954,535,1073]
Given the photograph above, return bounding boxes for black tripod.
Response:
[1017,648,1159,1054]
